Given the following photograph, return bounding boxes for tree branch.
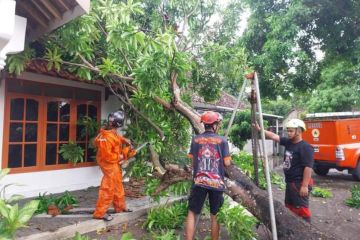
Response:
[149,144,166,175]
[170,71,204,134]
[107,84,165,140]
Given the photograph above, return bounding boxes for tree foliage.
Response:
[6,0,250,163]
[242,0,360,112]
[221,111,252,150]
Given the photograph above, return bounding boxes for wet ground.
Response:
[272,168,360,240]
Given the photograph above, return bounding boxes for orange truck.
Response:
[303,112,360,181]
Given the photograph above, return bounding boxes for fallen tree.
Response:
[154,164,340,240]
[11,2,341,239]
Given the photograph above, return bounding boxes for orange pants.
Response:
[93,162,126,218]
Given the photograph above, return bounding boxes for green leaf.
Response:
[0,169,10,181]
[18,200,40,224]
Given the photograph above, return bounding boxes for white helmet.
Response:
[286,119,306,132]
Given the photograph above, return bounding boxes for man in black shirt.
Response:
[185,111,232,240]
[255,119,314,222]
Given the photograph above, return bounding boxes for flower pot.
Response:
[63,204,73,213]
[47,204,60,217]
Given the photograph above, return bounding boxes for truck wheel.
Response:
[352,162,360,181]
[314,166,329,176]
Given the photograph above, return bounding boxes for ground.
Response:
[16,168,360,240]
[82,169,360,240]
[272,168,360,240]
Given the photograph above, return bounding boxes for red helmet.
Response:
[200,111,222,125]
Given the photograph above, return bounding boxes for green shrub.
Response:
[345,185,360,208]
[151,230,180,240]
[168,182,191,196]
[311,187,333,198]
[120,232,136,240]
[217,201,258,240]
[35,191,79,214]
[232,152,284,189]
[144,201,188,231]
[59,142,85,165]
[55,191,79,212]
[270,172,285,190]
[0,168,39,239]
[34,193,56,214]
[77,116,100,140]
[128,160,153,179]
[144,178,165,202]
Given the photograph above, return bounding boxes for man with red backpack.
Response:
[185,111,232,240]
[93,110,136,221]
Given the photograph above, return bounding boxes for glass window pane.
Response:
[47,124,58,141]
[8,145,22,168]
[25,123,37,142]
[76,125,85,141]
[58,144,69,164]
[10,98,24,120]
[88,105,97,119]
[59,124,69,141]
[24,144,37,167]
[47,102,58,122]
[77,104,87,120]
[87,147,96,162]
[59,102,70,122]
[46,144,57,165]
[9,123,23,142]
[26,99,39,121]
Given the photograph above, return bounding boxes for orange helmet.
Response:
[200,111,222,125]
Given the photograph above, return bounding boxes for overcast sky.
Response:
[213,0,250,36]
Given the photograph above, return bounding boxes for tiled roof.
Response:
[192,91,246,109]
[25,59,104,85]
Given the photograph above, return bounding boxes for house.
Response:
[191,91,247,114]
[0,0,123,198]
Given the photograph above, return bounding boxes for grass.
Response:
[345,185,360,208]
[311,187,333,198]
[144,201,188,231]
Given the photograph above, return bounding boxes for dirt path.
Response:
[272,169,360,240]
[82,216,232,240]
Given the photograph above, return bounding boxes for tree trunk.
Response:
[154,164,339,240]
[225,164,339,240]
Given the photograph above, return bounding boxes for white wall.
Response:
[0,72,123,198]
[0,77,5,171]
[2,167,101,198]
[102,94,122,120]
[243,139,276,169]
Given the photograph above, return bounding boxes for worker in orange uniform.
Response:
[93,110,136,221]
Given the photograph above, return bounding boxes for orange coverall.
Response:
[93,129,136,218]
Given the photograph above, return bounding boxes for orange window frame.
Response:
[2,78,101,174]
[75,101,101,163]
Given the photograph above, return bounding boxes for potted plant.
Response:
[59,141,85,165]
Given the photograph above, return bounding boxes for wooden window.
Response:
[76,103,100,163]
[6,96,41,170]
[45,100,71,165]
[2,78,101,173]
